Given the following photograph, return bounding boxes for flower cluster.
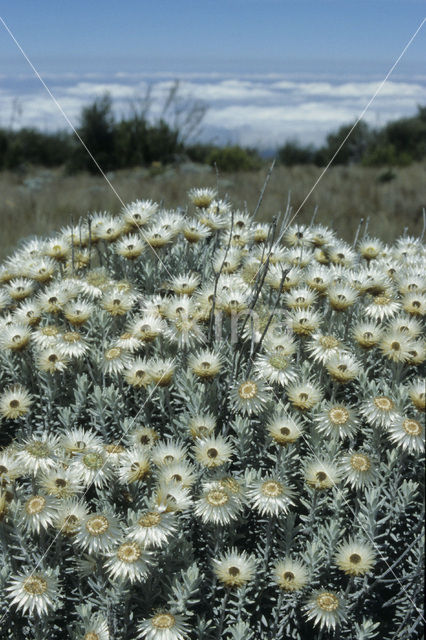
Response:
[0,190,424,639]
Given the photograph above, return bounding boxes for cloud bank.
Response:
[1,70,425,150]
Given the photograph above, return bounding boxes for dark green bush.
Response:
[207,145,262,172]
[277,140,316,166]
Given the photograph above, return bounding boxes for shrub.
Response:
[207,145,262,172]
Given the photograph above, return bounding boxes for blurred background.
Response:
[0,0,425,258]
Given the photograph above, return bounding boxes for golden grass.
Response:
[1,162,425,261]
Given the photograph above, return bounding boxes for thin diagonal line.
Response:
[0,14,175,282]
[270,388,424,619]
[277,16,426,243]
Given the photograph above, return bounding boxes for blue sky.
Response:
[0,1,425,147]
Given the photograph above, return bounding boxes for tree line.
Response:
[0,90,425,173]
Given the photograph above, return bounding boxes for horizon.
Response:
[0,1,425,148]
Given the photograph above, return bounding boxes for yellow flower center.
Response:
[84,633,100,640]
[25,496,46,515]
[105,347,121,360]
[319,335,339,349]
[206,490,229,506]
[350,454,371,472]
[238,381,257,400]
[138,512,161,528]
[373,396,394,411]
[316,592,339,612]
[117,542,141,563]
[23,575,47,596]
[82,452,104,469]
[261,480,283,497]
[403,419,421,436]
[26,441,50,458]
[63,332,80,343]
[86,515,109,536]
[329,407,350,425]
[152,613,175,630]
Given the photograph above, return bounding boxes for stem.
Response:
[216,590,229,639]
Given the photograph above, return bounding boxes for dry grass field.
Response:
[1,161,425,260]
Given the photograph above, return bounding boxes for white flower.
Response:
[229,378,270,415]
[213,548,257,587]
[359,395,399,428]
[69,450,113,489]
[194,483,242,525]
[267,411,304,445]
[304,590,346,630]
[247,477,296,516]
[101,346,132,375]
[53,499,88,536]
[305,460,340,490]
[127,509,177,548]
[0,385,32,420]
[253,351,297,387]
[74,511,122,554]
[193,435,234,468]
[117,447,151,484]
[60,427,103,457]
[387,415,424,453]
[137,612,190,640]
[20,494,59,534]
[272,558,309,591]
[326,352,361,384]
[314,403,359,440]
[7,568,61,616]
[287,380,323,411]
[104,539,153,583]
[340,451,376,489]
[334,539,376,575]
[15,435,60,475]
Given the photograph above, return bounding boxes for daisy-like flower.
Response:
[63,299,94,326]
[113,331,141,353]
[287,380,323,411]
[0,384,32,419]
[75,615,110,640]
[188,187,217,208]
[61,427,103,458]
[193,435,234,468]
[69,450,113,489]
[305,460,340,490]
[314,403,359,439]
[272,558,309,591]
[359,395,399,428]
[128,425,159,449]
[284,224,313,247]
[14,300,42,327]
[213,247,241,274]
[0,324,31,351]
[380,332,415,363]
[115,234,145,260]
[53,499,88,536]
[387,415,424,453]
[194,483,242,525]
[155,483,193,513]
[124,358,153,388]
[306,333,343,364]
[117,447,151,484]
[151,441,188,467]
[328,284,358,311]
[352,321,382,349]
[39,467,83,498]
[101,346,132,376]
[254,351,297,387]
[7,568,61,616]
[5,277,34,301]
[267,264,302,291]
[104,539,153,583]
[402,291,426,316]
[182,219,210,243]
[358,237,384,260]
[213,548,257,588]
[304,590,346,631]
[57,331,88,359]
[127,509,177,548]
[386,315,423,339]
[167,313,205,349]
[267,411,304,445]
[0,451,22,483]
[305,265,331,292]
[247,476,296,516]
[340,451,375,489]
[334,539,376,575]
[189,349,223,379]
[32,324,61,349]
[137,611,190,640]
[158,460,197,488]
[144,227,173,249]
[407,339,426,366]
[130,314,166,342]
[285,286,317,309]
[37,287,69,314]
[407,378,426,412]
[101,289,135,316]
[74,511,122,554]
[36,347,69,374]
[15,435,60,475]
[263,332,297,358]
[328,242,357,267]
[326,352,360,384]
[229,378,270,415]
[44,237,70,261]
[286,308,322,336]
[121,199,158,229]
[169,273,200,296]
[20,494,59,534]
[364,292,400,321]
[187,413,216,439]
